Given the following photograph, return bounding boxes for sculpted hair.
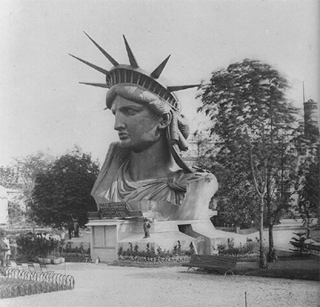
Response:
[106,84,190,140]
[106,84,171,117]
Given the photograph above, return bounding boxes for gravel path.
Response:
[2,263,319,307]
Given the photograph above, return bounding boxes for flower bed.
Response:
[118,255,191,263]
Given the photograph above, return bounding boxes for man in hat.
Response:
[71,34,218,221]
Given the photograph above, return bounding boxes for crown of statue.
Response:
[69,32,199,112]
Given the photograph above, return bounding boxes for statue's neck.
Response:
[128,138,176,181]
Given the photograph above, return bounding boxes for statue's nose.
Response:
[114,113,125,130]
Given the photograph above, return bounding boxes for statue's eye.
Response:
[125,108,138,115]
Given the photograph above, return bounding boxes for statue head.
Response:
[110,94,171,153]
[70,33,199,172]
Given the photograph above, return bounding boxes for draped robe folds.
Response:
[91,143,218,221]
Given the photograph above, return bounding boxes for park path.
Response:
[1,263,319,307]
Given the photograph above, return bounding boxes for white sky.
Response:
[0,0,319,166]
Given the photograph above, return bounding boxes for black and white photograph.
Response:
[0,0,319,306]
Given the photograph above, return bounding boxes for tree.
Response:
[0,152,53,225]
[15,153,53,220]
[0,166,20,189]
[0,165,23,224]
[191,129,259,227]
[197,147,259,229]
[263,131,300,261]
[31,148,100,227]
[293,120,320,235]
[7,196,25,225]
[298,160,320,235]
[198,59,299,268]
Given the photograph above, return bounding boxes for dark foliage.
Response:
[31,148,99,227]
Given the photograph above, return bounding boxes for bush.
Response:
[118,241,195,261]
[289,232,311,255]
[16,233,61,259]
[218,238,255,256]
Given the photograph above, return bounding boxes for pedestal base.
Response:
[86,218,248,262]
[119,229,194,255]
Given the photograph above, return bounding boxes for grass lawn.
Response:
[236,254,319,281]
[112,253,320,281]
[112,228,320,281]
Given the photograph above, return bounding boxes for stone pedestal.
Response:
[118,220,195,255]
[86,217,238,262]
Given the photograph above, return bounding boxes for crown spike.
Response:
[69,54,109,75]
[83,32,119,67]
[123,35,139,68]
[79,82,109,88]
[167,84,200,92]
[151,55,171,79]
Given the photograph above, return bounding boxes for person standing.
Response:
[0,232,9,267]
[3,236,11,262]
[72,214,80,238]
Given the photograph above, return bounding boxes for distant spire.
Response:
[303,81,305,103]
[123,35,139,68]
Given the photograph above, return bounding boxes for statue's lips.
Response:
[118,133,129,140]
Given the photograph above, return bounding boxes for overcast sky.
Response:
[0,0,319,166]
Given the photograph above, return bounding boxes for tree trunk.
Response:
[259,196,268,268]
[267,223,277,262]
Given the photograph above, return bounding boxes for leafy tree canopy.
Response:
[212,162,259,228]
[0,152,53,225]
[0,152,52,190]
[198,58,299,195]
[197,59,301,266]
[31,147,100,227]
[199,59,298,148]
[299,161,319,220]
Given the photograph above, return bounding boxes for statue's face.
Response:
[111,95,163,152]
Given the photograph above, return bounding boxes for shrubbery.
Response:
[217,238,255,256]
[118,241,195,262]
[289,232,311,255]
[15,233,62,261]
